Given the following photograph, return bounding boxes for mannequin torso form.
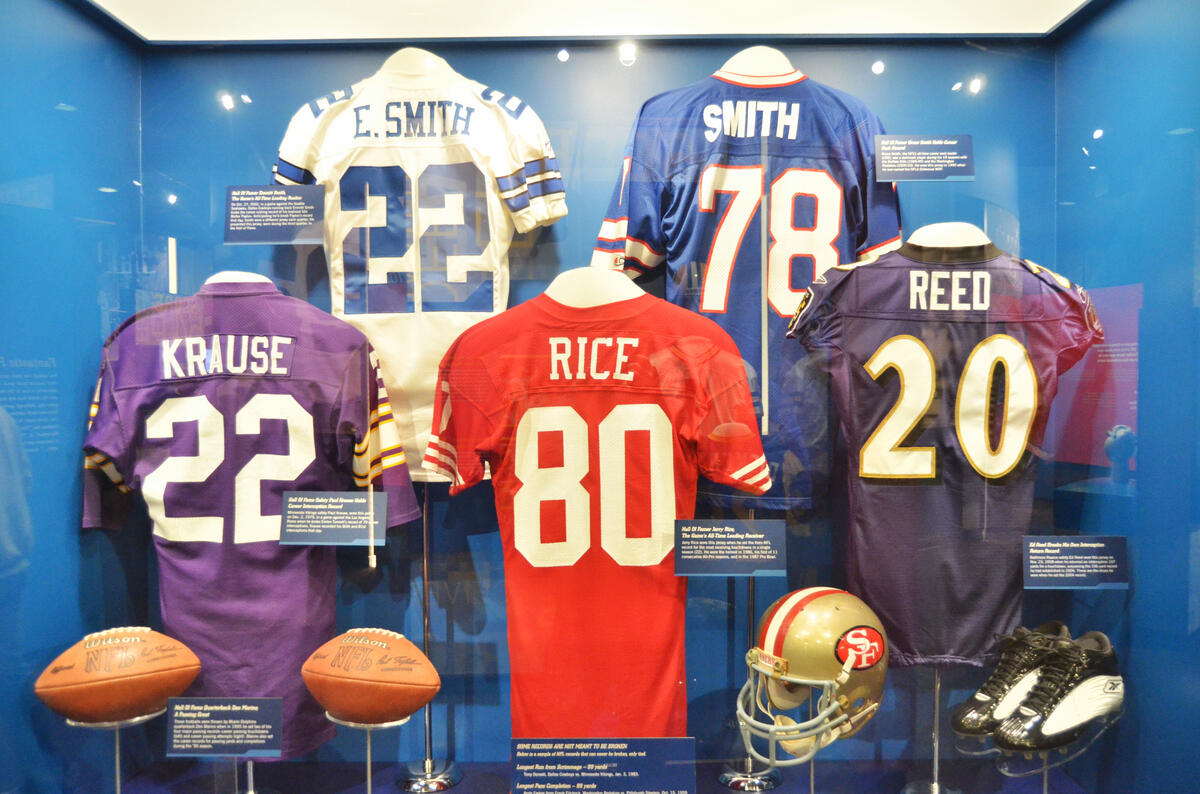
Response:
[543,267,644,308]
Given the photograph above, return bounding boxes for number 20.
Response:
[861,334,1038,479]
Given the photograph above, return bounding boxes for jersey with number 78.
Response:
[424,291,771,737]
[591,68,900,510]
[273,54,567,482]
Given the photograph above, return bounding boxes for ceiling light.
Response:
[618,41,637,67]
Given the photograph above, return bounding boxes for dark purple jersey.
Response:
[787,242,1102,666]
[82,279,420,756]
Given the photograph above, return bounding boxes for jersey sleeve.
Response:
[785,270,842,352]
[488,93,568,234]
[847,111,902,259]
[272,101,322,186]
[345,346,421,528]
[1057,283,1105,373]
[82,349,134,530]
[691,334,772,495]
[422,340,495,494]
[590,111,668,275]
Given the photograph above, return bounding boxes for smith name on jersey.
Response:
[424,290,770,738]
[83,278,421,757]
[787,241,1103,667]
[591,66,901,511]
[273,52,567,482]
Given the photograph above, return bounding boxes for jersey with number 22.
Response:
[274,54,567,480]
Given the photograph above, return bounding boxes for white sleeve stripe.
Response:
[744,469,772,488]
[421,454,460,485]
[732,456,768,480]
[598,217,628,241]
[427,435,459,465]
[625,238,665,268]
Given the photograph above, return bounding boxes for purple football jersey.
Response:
[83,279,420,757]
[788,242,1102,666]
[592,68,902,510]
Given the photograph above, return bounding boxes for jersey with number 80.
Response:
[591,68,900,510]
[787,243,1102,668]
[424,291,770,738]
[273,53,567,482]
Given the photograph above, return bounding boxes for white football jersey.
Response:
[274,53,567,480]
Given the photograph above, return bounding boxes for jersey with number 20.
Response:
[787,242,1102,666]
[592,67,901,510]
[273,53,567,480]
[424,291,771,737]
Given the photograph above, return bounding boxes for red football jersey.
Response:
[425,291,770,737]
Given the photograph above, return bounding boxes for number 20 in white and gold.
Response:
[860,333,1038,480]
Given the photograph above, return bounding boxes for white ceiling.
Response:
[86,0,1095,43]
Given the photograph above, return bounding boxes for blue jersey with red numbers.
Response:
[591,67,901,511]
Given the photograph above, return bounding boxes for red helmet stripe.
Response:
[759,587,845,657]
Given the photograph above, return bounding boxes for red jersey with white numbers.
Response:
[425,292,770,736]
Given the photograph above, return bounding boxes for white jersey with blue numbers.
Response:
[591,67,900,510]
[274,54,567,480]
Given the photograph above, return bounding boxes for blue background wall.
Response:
[0,0,1193,789]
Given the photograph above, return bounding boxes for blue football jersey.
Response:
[787,242,1103,666]
[592,67,901,510]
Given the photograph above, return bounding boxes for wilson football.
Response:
[301,628,440,724]
[34,626,201,723]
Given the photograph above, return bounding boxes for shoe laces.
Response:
[1021,643,1086,715]
[977,631,1052,699]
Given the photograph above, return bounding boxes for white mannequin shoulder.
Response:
[544,267,643,308]
[718,46,801,78]
[906,222,992,248]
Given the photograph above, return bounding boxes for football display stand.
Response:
[64,708,165,794]
[719,539,783,792]
[326,712,412,794]
[400,484,461,793]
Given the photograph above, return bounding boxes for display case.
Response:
[2,0,1196,791]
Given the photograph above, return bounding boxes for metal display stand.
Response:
[719,517,784,793]
[327,713,411,794]
[900,671,961,794]
[65,708,165,794]
[400,484,462,792]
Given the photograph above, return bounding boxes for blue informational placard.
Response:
[224,185,325,245]
[875,135,975,182]
[512,738,695,794]
[1023,536,1130,590]
[167,698,282,758]
[280,491,387,546]
[674,519,786,577]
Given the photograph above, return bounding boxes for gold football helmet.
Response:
[736,587,888,766]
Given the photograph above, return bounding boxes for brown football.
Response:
[301,628,440,725]
[34,626,201,723]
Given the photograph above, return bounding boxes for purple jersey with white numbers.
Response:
[83,280,420,757]
[592,68,901,510]
[788,242,1102,666]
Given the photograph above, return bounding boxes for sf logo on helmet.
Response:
[837,626,885,669]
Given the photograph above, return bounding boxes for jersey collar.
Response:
[711,70,807,88]
[898,241,1005,264]
[533,291,655,322]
